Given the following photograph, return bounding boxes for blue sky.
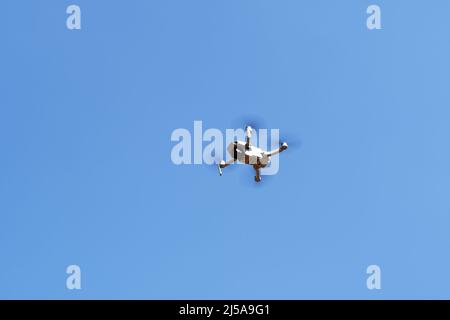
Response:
[1,0,450,299]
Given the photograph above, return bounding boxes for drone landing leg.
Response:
[254,167,262,182]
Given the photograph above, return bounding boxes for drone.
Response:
[218,126,288,182]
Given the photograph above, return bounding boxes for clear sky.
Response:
[2,0,450,299]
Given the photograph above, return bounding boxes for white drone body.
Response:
[218,126,288,182]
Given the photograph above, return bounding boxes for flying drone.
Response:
[218,125,288,182]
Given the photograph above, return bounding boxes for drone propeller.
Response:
[207,155,237,178]
[230,114,267,132]
[232,115,302,150]
[273,132,302,150]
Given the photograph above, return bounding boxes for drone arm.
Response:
[218,159,236,176]
[267,142,288,157]
[219,159,235,168]
[245,126,252,149]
